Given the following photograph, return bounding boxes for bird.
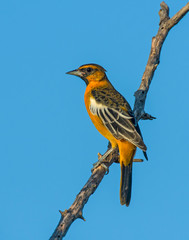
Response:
[66,63,147,206]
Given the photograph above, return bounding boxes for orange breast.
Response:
[84,86,118,148]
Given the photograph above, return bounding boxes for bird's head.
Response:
[66,64,107,85]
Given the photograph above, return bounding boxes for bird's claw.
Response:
[91,161,109,174]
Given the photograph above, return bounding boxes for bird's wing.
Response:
[90,88,147,151]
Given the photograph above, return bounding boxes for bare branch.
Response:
[133,1,189,121]
[50,148,119,240]
[50,2,189,239]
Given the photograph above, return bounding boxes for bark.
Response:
[133,2,189,121]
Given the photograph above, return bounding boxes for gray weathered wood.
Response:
[133,2,189,121]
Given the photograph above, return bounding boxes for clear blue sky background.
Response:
[0,0,189,239]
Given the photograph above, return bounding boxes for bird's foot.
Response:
[91,148,116,174]
[91,158,109,174]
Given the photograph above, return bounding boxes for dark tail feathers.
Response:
[143,151,148,160]
[120,163,132,206]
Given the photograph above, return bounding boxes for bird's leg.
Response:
[91,147,116,172]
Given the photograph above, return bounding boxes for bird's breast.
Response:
[84,92,117,146]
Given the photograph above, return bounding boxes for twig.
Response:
[133,1,189,121]
[50,2,189,239]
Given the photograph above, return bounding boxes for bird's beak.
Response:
[66,69,84,77]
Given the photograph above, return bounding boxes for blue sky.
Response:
[0,0,189,239]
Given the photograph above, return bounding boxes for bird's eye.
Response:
[86,67,92,73]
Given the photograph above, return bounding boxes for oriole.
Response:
[66,64,147,206]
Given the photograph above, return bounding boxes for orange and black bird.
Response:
[66,64,147,206]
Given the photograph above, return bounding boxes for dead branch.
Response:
[133,1,189,121]
[49,148,119,240]
[50,2,189,239]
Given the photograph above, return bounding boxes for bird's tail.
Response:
[120,162,133,206]
[119,142,136,206]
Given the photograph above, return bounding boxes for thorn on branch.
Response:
[140,113,156,120]
[59,209,68,217]
[78,211,86,221]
